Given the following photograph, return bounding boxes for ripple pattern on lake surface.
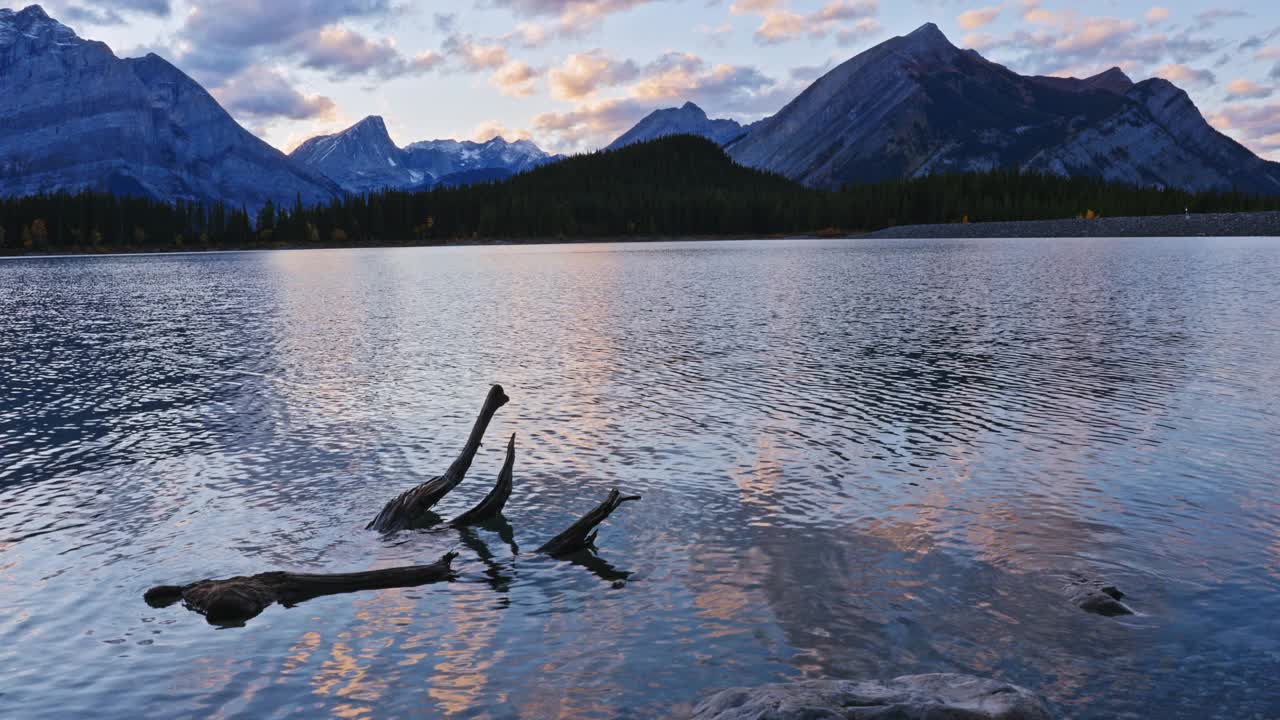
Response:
[1,238,1278,719]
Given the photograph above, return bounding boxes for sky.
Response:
[33,0,1280,159]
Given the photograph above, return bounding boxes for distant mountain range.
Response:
[1,6,1278,210]
[289,116,559,194]
[618,24,1280,194]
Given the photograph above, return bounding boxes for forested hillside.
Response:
[3,136,1278,254]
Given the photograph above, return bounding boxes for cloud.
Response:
[288,26,441,79]
[976,1,1218,77]
[1225,79,1273,100]
[958,7,1001,31]
[1153,63,1216,87]
[492,61,541,96]
[731,0,879,46]
[533,51,788,151]
[182,0,393,52]
[550,50,640,99]
[1143,6,1169,25]
[1239,26,1280,52]
[1194,9,1248,29]
[212,66,337,122]
[1208,102,1280,151]
[443,34,511,71]
[533,97,649,150]
[160,0,406,88]
[47,0,169,25]
[470,121,535,143]
[502,22,552,49]
[1152,63,1215,87]
[630,53,778,109]
[790,58,838,83]
[836,18,880,46]
[487,0,658,33]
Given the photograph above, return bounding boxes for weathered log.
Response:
[144,552,458,625]
[367,385,510,533]
[449,433,516,528]
[537,489,641,557]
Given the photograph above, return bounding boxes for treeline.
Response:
[0,193,256,253]
[3,135,1279,253]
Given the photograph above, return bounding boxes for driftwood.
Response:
[144,552,457,625]
[367,385,510,533]
[448,433,516,528]
[537,489,641,557]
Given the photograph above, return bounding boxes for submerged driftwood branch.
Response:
[144,552,458,625]
[367,385,510,533]
[449,433,516,528]
[537,489,641,557]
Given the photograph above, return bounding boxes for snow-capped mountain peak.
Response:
[0,5,91,55]
[292,125,559,194]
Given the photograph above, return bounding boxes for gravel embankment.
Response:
[861,211,1280,239]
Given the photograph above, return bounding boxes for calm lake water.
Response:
[1,238,1278,719]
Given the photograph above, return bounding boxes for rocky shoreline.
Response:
[860,211,1280,239]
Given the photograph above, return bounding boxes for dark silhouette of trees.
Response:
[2,135,1277,255]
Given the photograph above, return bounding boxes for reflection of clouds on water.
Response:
[423,583,506,716]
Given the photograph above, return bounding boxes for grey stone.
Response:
[691,674,1053,720]
[1064,576,1134,617]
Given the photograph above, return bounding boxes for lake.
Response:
[1,238,1277,719]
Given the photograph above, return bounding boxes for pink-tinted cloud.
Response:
[212,66,336,121]
[731,0,878,46]
[549,50,640,99]
[958,7,1001,31]
[1225,78,1273,100]
[1153,63,1216,87]
[488,0,657,33]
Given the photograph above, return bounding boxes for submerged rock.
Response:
[692,673,1053,720]
[1065,575,1134,617]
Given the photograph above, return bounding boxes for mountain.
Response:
[0,5,339,209]
[607,102,745,150]
[401,137,558,182]
[725,23,1280,194]
[288,116,425,196]
[290,119,560,194]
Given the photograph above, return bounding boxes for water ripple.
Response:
[1,238,1278,719]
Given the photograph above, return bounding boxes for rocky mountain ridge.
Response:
[720,23,1280,193]
[0,5,339,210]
[606,102,746,151]
[290,116,559,194]
[612,24,1280,194]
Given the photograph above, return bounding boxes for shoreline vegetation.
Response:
[3,137,1279,257]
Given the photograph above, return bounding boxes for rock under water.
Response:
[1065,576,1134,617]
[691,674,1053,720]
